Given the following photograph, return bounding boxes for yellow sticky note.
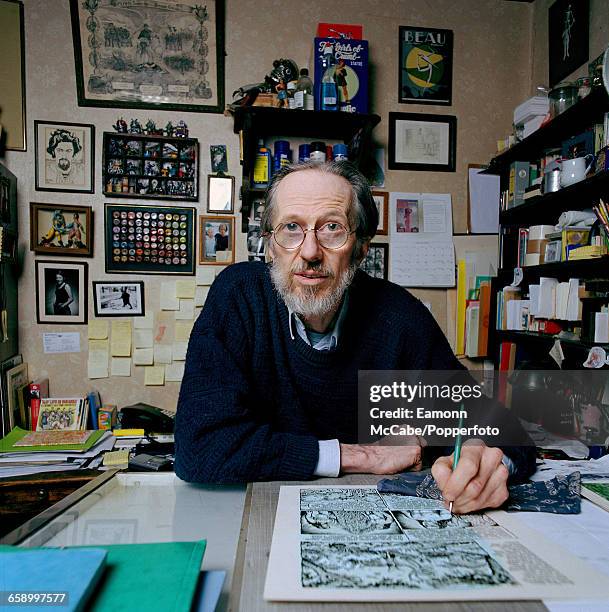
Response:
[165,362,185,382]
[111,357,131,377]
[195,267,216,285]
[160,282,179,310]
[88,319,109,340]
[134,313,154,329]
[89,339,109,352]
[175,299,195,320]
[111,320,132,357]
[175,279,196,299]
[134,329,153,349]
[175,320,194,342]
[153,344,172,364]
[88,349,109,379]
[103,450,130,466]
[144,365,165,386]
[194,286,209,307]
[133,348,154,366]
[172,341,188,361]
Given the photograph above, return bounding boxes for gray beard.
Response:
[270,261,357,320]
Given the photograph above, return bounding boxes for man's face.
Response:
[269,170,365,316]
[206,227,214,238]
[54,142,75,173]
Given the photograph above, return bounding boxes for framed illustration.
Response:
[371,191,388,236]
[34,121,95,192]
[0,0,26,151]
[69,0,225,113]
[93,281,145,317]
[30,203,93,257]
[102,132,198,201]
[549,0,589,87]
[35,260,88,325]
[104,204,196,275]
[360,243,388,280]
[399,26,453,105]
[199,215,235,265]
[207,174,235,213]
[6,361,28,430]
[388,112,456,172]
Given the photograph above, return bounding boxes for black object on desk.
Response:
[128,453,173,472]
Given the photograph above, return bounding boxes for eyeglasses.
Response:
[269,222,354,250]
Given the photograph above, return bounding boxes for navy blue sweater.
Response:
[175,262,535,484]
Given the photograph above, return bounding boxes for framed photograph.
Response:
[360,243,388,280]
[0,0,26,151]
[199,215,235,265]
[34,121,95,192]
[30,203,93,257]
[388,112,456,172]
[395,198,421,233]
[93,281,145,317]
[35,260,88,325]
[399,26,453,105]
[371,191,388,236]
[207,174,235,213]
[69,0,225,113]
[210,144,228,173]
[6,362,28,430]
[549,0,589,87]
[104,204,196,275]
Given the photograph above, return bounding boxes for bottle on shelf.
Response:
[287,81,297,109]
[253,139,272,188]
[319,43,338,111]
[294,68,314,111]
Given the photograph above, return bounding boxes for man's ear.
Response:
[357,239,370,265]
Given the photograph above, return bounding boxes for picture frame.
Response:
[207,174,235,213]
[69,0,225,113]
[548,0,589,88]
[0,0,26,151]
[6,362,28,430]
[371,191,389,236]
[104,204,196,276]
[35,260,88,325]
[92,281,145,317]
[388,112,456,172]
[30,203,93,257]
[360,243,388,280]
[199,215,235,265]
[399,26,453,105]
[34,120,95,193]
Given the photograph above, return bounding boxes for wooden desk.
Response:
[231,475,547,612]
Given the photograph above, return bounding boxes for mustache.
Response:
[290,261,335,277]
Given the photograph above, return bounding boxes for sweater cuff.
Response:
[314,439,340,477]
[280,434,320,480]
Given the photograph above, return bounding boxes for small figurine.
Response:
[113,117,128,133]
[175,120,189,138]
[165,121,175,137]
[275,79,287,108]
[129,119,143,134]
[145,119,157,135]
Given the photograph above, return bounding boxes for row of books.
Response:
[456,268,492,359]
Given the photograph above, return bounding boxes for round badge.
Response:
[128,211,135,219]
[172,256,179,264]
[120,211,127,219]
[180,257,187,264]
[136,211,143,219]
[180,214,187,221]
[113,211,120,218]
[158,213,165,221]
[144,212,151,220]
[166,213,173,221]
[151,212,158,220]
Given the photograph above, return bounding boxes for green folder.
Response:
[1,540,206,612]
[0,427,106,453]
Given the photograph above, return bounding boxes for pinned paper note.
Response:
[88,320,109,340]
[144,365,165,386]
[160,282,179,310]
[176,299,195,320]
[134,329,153,349]
[196,267,216,285]
[88,341,109,379]
[133,347,154,366]
[175,279,196,299]
[165,362,185,382]
[134,313,154,329]
[111,320,132,357]
[155,323,167,343]
[172,341,188,361]
[195,286,209,307]
[153,344,172,364]
[175,320,194,342]
[43,332,81,354]
[111,357,132,377]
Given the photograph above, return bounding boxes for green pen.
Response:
[448,406,464,515]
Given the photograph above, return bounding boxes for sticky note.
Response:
[111,320,132,357]
[111,357,131,377]
[89,339,109,351]
[160,282,179,310]
[133,347,154,366]
[165,362,185,382]
[175,299,195,320]
[134,313,154,329]
[88,348,109,379]
[144,365,165,386]
[196,267,216,285]
[157,310,173,323]
[172,341,188,361]
[103,450,130,466]
[153,344,172,364]
[134,329,153,349]
[88,320,109,340]
[175,279,196,299]
[175,320,194,342]
[194,286,209,307]
[155,323,167,343]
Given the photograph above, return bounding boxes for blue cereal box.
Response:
[313,37,369,113]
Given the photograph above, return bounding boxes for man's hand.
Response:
[340,438,423,475]
[431,440,509,514]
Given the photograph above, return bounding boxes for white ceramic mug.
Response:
[560,154,594,187]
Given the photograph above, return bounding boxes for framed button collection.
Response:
[104,203,196,275]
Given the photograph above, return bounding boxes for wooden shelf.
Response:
[496,330,608,353]
[498,256,609,281]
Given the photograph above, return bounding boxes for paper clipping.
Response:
[264,485,609,602]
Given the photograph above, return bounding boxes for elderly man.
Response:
[176,161,534,513]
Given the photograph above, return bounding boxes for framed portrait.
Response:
[549,0,589,87]
[30,203,93,257]
[69,0,225,113]
[35,260,88,325]
[207,174,235,213]
[399,26,453,105]
[93,281,145,317]
[199,215,234,265]
[247,219,266,262]
[34,121,95,193]
[371,191,388,236]
[0,0,26,151]
[360,243,388,280]
[104,204,196,275]
[388,112,456,172]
